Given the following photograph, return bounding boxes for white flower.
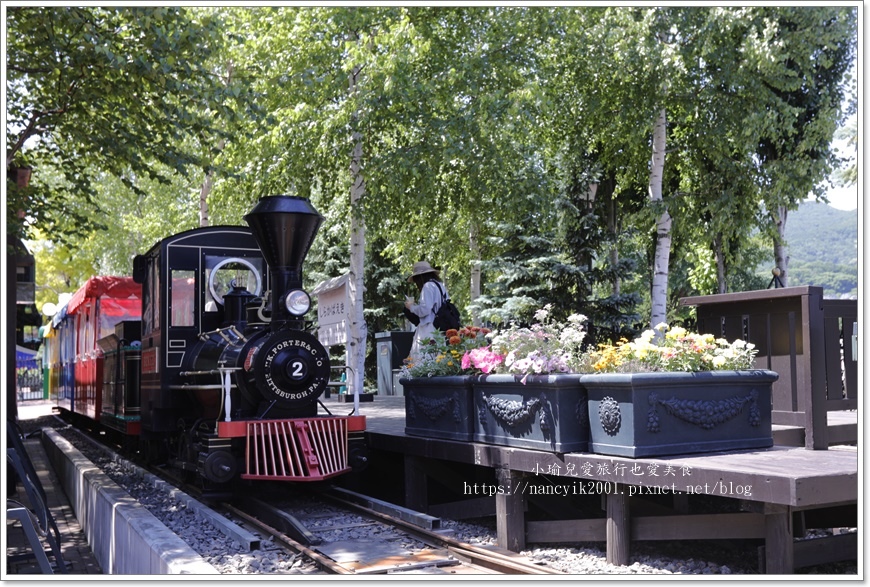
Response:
[534,305,552,323]
[567,313,587,326]
[639,329,656,343]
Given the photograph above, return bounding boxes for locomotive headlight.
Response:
[284,289,311,316]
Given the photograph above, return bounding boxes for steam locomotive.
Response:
[45,196,365,491]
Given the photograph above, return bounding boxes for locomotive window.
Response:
[206,257,262,310]
[170,271,196,327]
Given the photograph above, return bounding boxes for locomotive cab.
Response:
[132,228,268,438]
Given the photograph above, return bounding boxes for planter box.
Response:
[401,376,474,441]
[582,370,777,458]
[473,374,589,453]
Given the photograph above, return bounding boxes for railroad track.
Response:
[223,488,564,575]
[48,412,561,574]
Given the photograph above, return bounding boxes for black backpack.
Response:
[432,281,461,332]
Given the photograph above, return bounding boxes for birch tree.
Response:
[647,108,671,327]
[347,57,368,396]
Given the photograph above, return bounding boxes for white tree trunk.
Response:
[198,141,224,227]
[648,108,671,329]
[714,233,727,294]
[347,65,368,398]
[198,173,212,227]
[772,205,789,287]
[469,224,481,326]
[608,197,620,296]
[197,63,232,228]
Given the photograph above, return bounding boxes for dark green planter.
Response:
[401,376,474,441]
[473,374,589,453]
[582,370,777,458]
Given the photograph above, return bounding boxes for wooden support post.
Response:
[606,485,630,566]
[495,466,525,552]
[672,492,690,514]
[763,503,793,574]
[404,455,428,514]
[803,288,829,449]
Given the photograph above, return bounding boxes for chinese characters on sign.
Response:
[311,274,350,346]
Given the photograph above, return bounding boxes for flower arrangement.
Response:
[481,305,590,379]
[403,326,492,378]
[590,323,757,373]
[402,306,590,380]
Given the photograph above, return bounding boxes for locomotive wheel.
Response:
[251,330,330,406]
[199,451,238,485]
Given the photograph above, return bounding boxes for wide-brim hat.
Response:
[408,261,440,282]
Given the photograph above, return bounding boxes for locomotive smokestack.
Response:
[244,195,323,328]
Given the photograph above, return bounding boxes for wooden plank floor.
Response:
[336,394,858,508]
[773,410,858,446]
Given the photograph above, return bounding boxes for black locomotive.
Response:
[49,196,364,490]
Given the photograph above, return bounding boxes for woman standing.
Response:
[404,261,448,361]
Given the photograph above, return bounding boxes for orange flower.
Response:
[448,336,462,345]
[445,329,459,338]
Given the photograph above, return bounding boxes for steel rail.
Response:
[321,491,564,575]
[221,503,352,575]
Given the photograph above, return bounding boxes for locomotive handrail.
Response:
[197,325,247,345]
[178,369,222,377]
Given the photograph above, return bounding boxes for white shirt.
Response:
[410,280,443,326]
[408,280,446,360]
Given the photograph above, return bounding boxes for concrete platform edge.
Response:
[103,450,260,552]
[41,428,219,575]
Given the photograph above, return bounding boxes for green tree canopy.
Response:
[6,6,257,241]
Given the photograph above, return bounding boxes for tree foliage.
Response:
[10,6,858,380]
[6,6,258,241]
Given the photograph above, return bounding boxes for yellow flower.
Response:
[666,326,687,340]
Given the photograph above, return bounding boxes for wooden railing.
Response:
[680,286,858,449]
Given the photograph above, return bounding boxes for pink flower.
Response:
[465,347,505,374]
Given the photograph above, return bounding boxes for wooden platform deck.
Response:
[327,394,859,574]
[773,410,858,447]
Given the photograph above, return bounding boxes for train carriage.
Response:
[98,320,142,436]
[48,277,141,419]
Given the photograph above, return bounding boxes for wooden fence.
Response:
[680,286,858,449]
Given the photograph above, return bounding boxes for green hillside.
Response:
[785,201,858,298]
